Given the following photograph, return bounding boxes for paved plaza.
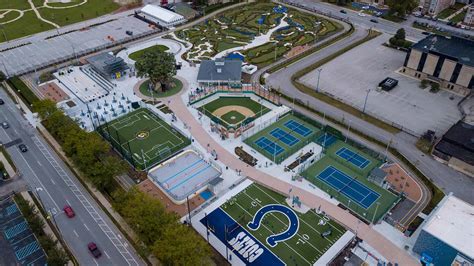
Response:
[299,34,463,136]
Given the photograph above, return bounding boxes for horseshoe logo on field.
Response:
[247,204,299,247]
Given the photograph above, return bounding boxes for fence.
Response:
[189,84,281,106]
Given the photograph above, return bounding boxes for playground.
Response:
[175,2,341,66]
[198,181,350,265]
[0,0,119,42]
[97,108,191,170]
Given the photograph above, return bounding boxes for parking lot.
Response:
[299,34,462,136]
[0,14,157,77]
[0,197,47,265]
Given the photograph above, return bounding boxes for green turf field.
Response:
[244,114,320,163]
[0,0,119,43]
[301,155,399,223]
[221,183,346,265]
[199,96,270,129]
[129,45,170,61]
[326,140,381,177]
[98,108,190,170]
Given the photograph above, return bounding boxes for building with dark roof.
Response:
[401,34,474,96]
[197,59,242,86]
[433,121,474,177]
[86,52,129,80]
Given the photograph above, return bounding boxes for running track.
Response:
[168,94,418,265]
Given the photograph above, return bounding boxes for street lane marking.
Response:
[73,230,79,238]
[84,223,90,231]
[104,251,111,259]
[31,135,139,265]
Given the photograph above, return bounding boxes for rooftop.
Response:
[422,194,474,258]
[197,59,242,82]
[411,35,474,67]
[141,4,185,23]
[434,121,474,165]
[86,52,128,76]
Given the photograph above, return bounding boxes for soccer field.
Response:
[202,183,346,265]
[98,108,190,170]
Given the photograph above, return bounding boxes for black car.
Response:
[18,144,28,153]
[422,31,430,35]
[370,19,378,23]
[0,98,4,105]
[340,9,347,14]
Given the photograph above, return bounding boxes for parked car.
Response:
[88,242,102,258]
[0,98,4,105]
[1,122,8,129]
[63,205,75,218]
[358,12,366,17]
[18,144,27,153]
[370,19,378,23]
[340,9,347,14]
[422,31,430,35]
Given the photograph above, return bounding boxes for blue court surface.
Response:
[270,128,299,146]
[317,133,337,148]
[317,166,380,209]
[336,147,370,169]
[284,120,312,137]
[255,136,285,156]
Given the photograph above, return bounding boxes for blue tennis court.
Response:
[336,147,370,169]
[316,166,380,209]
[317,133,337,148]
[284,120,312,137]
[255,136,285,156]
[270,128,299,146]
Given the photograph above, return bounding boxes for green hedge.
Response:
[7,77,40,108]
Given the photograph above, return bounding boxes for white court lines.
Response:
[31,135,139,266]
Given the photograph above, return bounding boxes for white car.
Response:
[358,12,367,17]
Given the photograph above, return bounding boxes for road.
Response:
[0,87,143,265]
[262,12,474,203]
[281,0,474,40]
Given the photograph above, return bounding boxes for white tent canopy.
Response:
[140,4,186,27]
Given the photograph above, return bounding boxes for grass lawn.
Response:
[139,78,183,98]
[97,108,190,170]
[450,10,467,23]
[0,11,54,43]
[38,0,119,26]
[244,114,319,163]
[302,155,399,223]
[0,0,119,43]
[206,182,346,265]
[437,3,466,19]
[129,45,169,61]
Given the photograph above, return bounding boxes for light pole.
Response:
[362,89,371,113]
[316,68,322,92]
[0,25,7,43]
[345,120,351,143]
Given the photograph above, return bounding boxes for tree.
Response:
[34,99,58,120]
[394,28,406,41]
[135,50,176,93]
[0,71,6,82]
[152,224,212,265]
[389,28,411,48]
[386,0,417,17]
[87,156,127,192]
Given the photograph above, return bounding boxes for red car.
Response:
[88,242,102,258]
[63,205,75,218]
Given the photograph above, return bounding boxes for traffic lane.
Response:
[7,133,138,265]
[286,0,425,40]
[3,138,115,265]
[0,91,141,265]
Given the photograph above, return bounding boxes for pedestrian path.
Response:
[168,93,418,265]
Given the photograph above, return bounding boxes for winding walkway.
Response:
[167,92,418,265]
[28,0,60,28]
